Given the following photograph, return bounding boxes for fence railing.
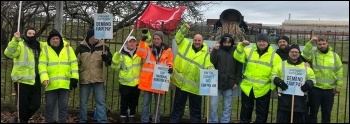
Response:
[1,16,349,123]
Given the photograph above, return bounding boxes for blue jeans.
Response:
[79,83,108,123]
[209,89,234,123]
[140,91,163,123]
[45,89,69,123]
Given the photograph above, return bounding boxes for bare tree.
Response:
[63,1,220,31]
[1,1,220,50]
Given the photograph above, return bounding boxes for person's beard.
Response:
[318,46,329,53]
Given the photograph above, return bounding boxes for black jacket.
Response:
[277,57,314,112]
[210,46,243,90]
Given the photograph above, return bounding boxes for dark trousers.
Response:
[13,76,41,123]
[45,89,70,123]
[276,110,305,123]
[119,84,141,116]
[170,87,202,123]
[309,87,335,123]
[240,89,271,123]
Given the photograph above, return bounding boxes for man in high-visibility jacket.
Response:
[38,29,79,123]
[169,23,214,123]
[233,33,282,123]
[136,30,174,123]
[4,27,42,123]
[302,37,343,123]
[271,44,316,123]
[111,36,142,123]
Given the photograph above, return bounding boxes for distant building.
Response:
[280,20,349,40]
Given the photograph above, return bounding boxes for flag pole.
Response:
[154,91,161,123]
[290,95,295,123]
[118,28,134,53]
[17,1,22,123]
[206,96,210,123]
[17,1,22,32]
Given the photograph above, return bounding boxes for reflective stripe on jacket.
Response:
[4,37,42,85]
[302,41,343,89]
[38,45,79,91]
[111,49,142,87]
[234,42,282,98]
[136,40,173,94]
[271,61,316,93]
[171,24,214,95]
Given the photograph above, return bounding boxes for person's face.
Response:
[26,29,36,37]
[317,40,328,52]
[289,48,300,61]
[127,39,137,50]
[89,36,99,44]
[50,36,61,47]
[257,40,268,50]
[153,35,162,47]
[222,40,232,47]
[278,39,288,49]
[193,34,203,49]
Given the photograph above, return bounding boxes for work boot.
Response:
[128,116,135,123]
[119,116,127,123]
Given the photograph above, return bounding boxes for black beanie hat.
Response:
[277,35,290,44]
[86,29,94,41]
[289,44,301,54]
[257,33,268,42]
[220,33,234,45]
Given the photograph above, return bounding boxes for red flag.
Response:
[135,3,186,35]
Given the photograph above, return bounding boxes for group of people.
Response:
[5,22,343,123]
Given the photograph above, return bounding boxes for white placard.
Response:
[94,13,113,39]
[151,64,170,91]
[282,68,306,96]
[199,69,218,96]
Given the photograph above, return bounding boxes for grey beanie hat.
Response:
[153,31,164,41]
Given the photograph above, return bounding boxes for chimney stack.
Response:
[289,13,291,20]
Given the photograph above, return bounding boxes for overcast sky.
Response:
[202,1,349,24]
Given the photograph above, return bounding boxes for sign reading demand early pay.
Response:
[199,69,218,96]
[94,13,113,39]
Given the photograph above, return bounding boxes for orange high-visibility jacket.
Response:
[136,40,174,94]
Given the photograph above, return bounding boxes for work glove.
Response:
[141,36,148,41]
[168,68,173,74]
[101,54,109,62]
[70,78,78,90]
[274,77,288,91]
[301,80,313,92]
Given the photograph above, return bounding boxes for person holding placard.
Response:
[75,29,112,123]
[136,30,174,123]
[233,33,282,123]
[169,23,214,123]
[208,33,243,123]
[271,44,316,123]
[302,37,343,123]
[111,36,142,123]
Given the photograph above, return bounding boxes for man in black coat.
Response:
[208,33,243,123]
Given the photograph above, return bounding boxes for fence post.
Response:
[53,1,64,122]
